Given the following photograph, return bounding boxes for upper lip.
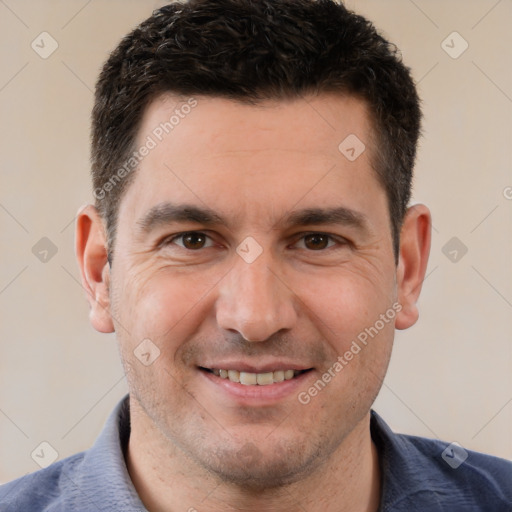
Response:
[199,361,313,373]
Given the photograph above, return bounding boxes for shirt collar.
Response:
[78,395,146,511]
[370,409,456,510]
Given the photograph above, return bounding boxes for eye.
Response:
[163,231,215,250]
[293,233,343,251]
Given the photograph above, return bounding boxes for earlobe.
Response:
[75,204,115,333]
[395,204,431,330]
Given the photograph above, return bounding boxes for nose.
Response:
[216,252,298,342]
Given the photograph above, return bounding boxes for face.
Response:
[95,93,410,487]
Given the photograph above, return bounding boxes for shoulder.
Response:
[0,452,86,511]
[398,431,512,499]
[0,396,145,512]
[371,411,512,511]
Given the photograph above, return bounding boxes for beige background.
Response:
[1,0,511,483]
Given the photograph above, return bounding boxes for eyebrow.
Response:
[282,207,369,232]
[137,202,369,235]
[137,203,227,233]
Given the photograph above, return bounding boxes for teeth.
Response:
[240,372,257,385]
[213,368,302,385]
[227,370,240,383]
[256,372,274,386]
[273,370,285,382]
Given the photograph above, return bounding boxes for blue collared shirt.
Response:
[1,395,511,511]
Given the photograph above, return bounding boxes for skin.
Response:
[76,93,431,512]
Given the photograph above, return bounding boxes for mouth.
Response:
[199,367,313,386]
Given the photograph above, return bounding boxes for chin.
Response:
[203,441,321,491]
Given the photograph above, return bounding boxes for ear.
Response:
[395,204,431,330]
[75,204,114,333]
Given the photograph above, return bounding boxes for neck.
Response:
[126,399,381,512]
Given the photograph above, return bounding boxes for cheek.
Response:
[115,265,220,344]
[111,268,215,405]
[297,266,396,347]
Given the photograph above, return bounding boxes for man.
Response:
[1,0,511,510]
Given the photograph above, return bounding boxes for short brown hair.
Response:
[91,0,421,261]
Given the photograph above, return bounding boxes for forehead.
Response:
[118,92,386,230]
[137,92,374,159]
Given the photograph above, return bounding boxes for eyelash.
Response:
[160,231,349,251]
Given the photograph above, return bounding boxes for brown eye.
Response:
[181,232,207,249]
[303,234,330,250]
[159,231,219,257]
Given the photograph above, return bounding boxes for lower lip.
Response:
[199,369,314,405]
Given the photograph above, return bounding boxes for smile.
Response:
[201,368,311,386]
